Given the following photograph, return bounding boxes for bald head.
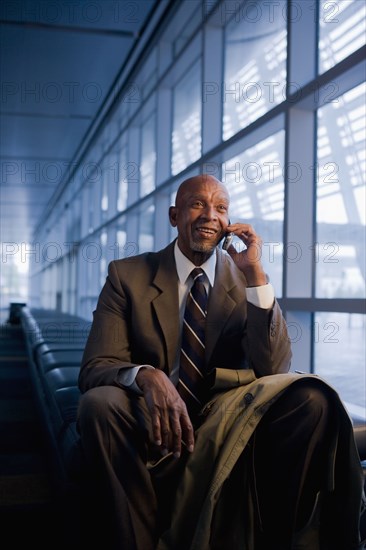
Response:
[175,174,229,207]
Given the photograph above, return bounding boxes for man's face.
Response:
[169,177,230,263]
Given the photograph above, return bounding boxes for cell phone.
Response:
[222,232,234,251]
[222,220,233,250]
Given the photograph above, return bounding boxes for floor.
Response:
[0,310,72,549]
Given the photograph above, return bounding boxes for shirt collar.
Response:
[174,240,216,287]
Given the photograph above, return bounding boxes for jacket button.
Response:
[244,393,254,405]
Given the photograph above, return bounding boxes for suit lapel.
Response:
[205,250,242,365]
[151,242,180,373]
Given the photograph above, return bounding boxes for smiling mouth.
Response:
[195,227,218,238]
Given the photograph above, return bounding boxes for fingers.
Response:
[139,369,195,457]
[149,403,174,456]
[225,223,267,285]
[181,412,195,453]
[170,402,195,457]
[226,223,262,261]
[151,403,194,458]
[170,414,182,458]
[150,407,163,447]
[227,223,262,247]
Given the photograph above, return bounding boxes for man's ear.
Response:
[169,206,178,227]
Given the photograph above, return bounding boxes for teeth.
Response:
[197,228,215,235]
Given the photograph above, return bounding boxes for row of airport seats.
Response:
[20,305,88,493]
[19,306,366,513]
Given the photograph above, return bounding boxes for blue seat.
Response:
[20,306,88,489]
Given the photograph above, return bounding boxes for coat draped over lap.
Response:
[157,370,365,550]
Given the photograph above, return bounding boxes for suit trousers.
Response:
[76,380,331,550]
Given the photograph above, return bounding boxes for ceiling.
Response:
[0,0,157,245]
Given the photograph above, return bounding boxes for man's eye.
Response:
[217,205,228,212]
[192,201,204,208]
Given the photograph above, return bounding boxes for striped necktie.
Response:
[178,268,208,419]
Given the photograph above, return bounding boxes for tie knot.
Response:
[191,268,204,282]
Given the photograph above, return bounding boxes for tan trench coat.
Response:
[157,370,365,550]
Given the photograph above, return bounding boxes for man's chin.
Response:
[190,240,218,254]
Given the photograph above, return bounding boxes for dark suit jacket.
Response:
[79,241,292,393]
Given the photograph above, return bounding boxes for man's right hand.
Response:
[136,368,195,458]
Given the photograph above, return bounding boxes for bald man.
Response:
[77,175,363,549]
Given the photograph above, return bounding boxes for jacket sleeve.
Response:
[78,261,138,392]
[243,300,292,377]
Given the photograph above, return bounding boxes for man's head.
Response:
[169,174,230,265]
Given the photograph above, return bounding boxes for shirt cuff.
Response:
[118,365,155,394]
[246,283,275,309]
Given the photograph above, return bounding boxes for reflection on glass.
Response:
[319,0,366,74]
[116,225,138,261]
[100,231,108,288]
[172,61,202,175]
[222,130,285,295]
[116,229,127,252]
[223,0,287,141]
[316,82,366,298]
[170,189,178,242]
[140,114,156,196]
[138,204,155,253]
[101,168,109,221]
[0,244,29,308]
[314,312,366,417]
[87,185,94,234]
[117,147,128,212]
[85,240,94,294]
[139,48,158,100]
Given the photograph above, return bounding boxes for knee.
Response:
[77,386,123,433]
[263,380,332,432]
[282,381,332,428]
[293,381,330,418]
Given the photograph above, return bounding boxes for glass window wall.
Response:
[319,0,366,74]
[222,130,285,295]
[172,60,202,175]
[223,0,287,140]
[138,202,155,253]
[314,312,365,414]
[316,82,366,299]
[140,113,157,196]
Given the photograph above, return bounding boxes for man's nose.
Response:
[201,205,218,220]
